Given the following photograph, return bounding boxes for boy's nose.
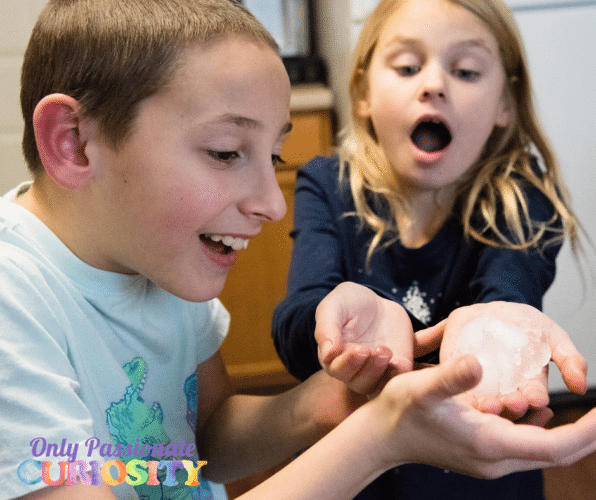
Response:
[240,166,287,223]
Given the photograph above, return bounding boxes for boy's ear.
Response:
[33,94,93,189]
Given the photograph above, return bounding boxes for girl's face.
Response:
[359,0,510,196]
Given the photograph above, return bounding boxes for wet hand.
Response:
[314,282,415,394]
[437,302,587,420]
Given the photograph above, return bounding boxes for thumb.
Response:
[315,323,345,365]
[426,355,483,401]
[414,319,446,358]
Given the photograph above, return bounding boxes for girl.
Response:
[272,0,585,498]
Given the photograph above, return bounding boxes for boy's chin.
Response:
[160,275,228,303]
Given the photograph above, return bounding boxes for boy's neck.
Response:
[13,178,98,266]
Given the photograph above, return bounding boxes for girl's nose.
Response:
[240,164,287,223]
[419,64,447,101]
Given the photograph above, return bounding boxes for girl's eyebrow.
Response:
[452,39,495,55]
[383,35,495,55]
[383,35,420,50]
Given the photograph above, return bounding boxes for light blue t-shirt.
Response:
[0,184,229,500]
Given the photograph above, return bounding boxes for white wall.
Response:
[0,0,47,194]
[513,3,596,392]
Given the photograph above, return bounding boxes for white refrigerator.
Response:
[509,1,596,395]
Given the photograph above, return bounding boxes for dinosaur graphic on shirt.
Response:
[105,357,213,500]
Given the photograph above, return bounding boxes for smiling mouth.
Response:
[411,119,452,153]
[200,234,249,254]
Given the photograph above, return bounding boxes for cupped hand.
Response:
[435,301,587,419]
[373,354,596,478]
[314,282,415,394]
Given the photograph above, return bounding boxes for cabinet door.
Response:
[218,168,298,392]
[218,108,333,393]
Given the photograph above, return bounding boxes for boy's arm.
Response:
[14,355,596,500]
[226,356,596,500]
[195,352,365,484]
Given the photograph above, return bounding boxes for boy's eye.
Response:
[395,65,420,77]
[272,155,285,168]
[206,150,240,163]
[453,68,481,82]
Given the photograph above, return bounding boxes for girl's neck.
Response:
[396,187,455,249]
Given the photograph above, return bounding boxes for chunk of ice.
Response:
[454,314,551,396]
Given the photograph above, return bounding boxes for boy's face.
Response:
[83,36,291,301]
[358,0,510,195]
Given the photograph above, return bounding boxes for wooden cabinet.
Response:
[218,86,334,394]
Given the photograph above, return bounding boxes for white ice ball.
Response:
[454,314,551,396]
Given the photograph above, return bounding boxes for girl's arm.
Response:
[272,157,407,389]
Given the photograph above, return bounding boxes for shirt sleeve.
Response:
[0,255,97,499]
[468,174,562,310]
[272,157,349,380]
[197,298,230,365]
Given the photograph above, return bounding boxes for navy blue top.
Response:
[272,155,560,500]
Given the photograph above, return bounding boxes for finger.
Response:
[388,347,414,376]
[324,347,370,383]
[315,319,347,365]
[498,391,529,421]
[347,349,393,395]
[475,395,505,416]
[414,319,446,358]
[555,353,588,395]
[488,407,596,465]
[516,407,554,427]
[548,321,587,394]
[318,338,344,366]
[520,378,550,410]
[315,290,360,362]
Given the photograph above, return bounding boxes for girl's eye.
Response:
[395,65,420,77]
[206,150,240,163]
[453,68,481,82]
[272,155,285,168]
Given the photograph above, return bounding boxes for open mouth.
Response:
[200,234,249,255]
[411,118,452,153]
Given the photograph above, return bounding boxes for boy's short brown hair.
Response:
[21,0,278,175]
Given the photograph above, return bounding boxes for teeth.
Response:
[205,234,249,251]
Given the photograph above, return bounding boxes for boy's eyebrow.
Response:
[210,114,293,137]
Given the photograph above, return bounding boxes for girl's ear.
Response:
[357,97,372,118]
[33,94,93,189]
[495,88,512,128]
[354,69,372,118]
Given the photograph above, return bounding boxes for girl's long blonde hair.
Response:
[340,0,582,267]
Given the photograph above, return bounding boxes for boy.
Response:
[2,1,596,500]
